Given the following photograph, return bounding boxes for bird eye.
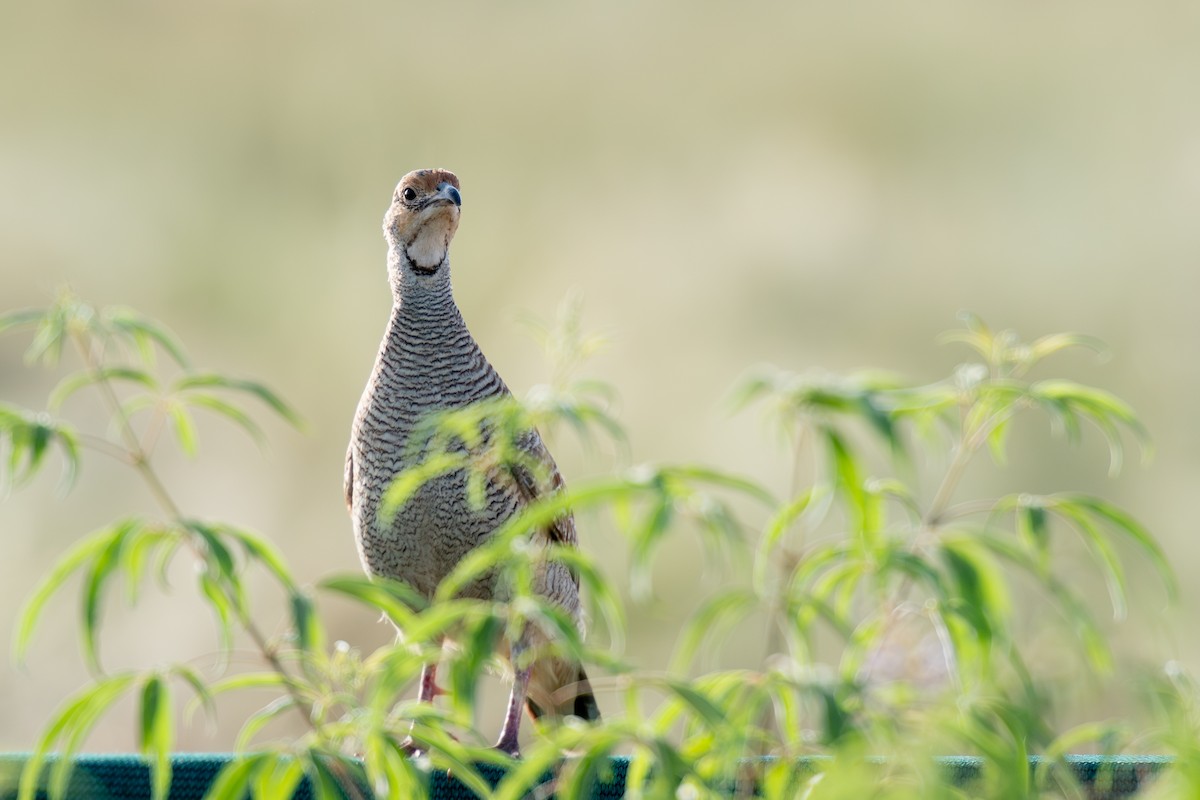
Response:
[401,187,417,202]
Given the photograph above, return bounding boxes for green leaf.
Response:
[754,490,815,594]
[0,405,81,489]
[379,452,467,523]
[672,588,758,673]
[48,366,159,410]
[207,671,291,697]
[623,746,654,799]
[80,521,138,672]
[27,421,53,478]
[1053,580,1113,672]
[546,545,627,656]
[319,574,426,626]
[880,546,949,600]
[390,600,493,662]
[23,309,70,366]
[185,521,238,582]
[139,675,162,751]
[251,755,304,800]
[172,664,216,725]
[1011,495,1052,576]
[938,312,994,362]
[1031,380,1151,474]
[181,393,265,444]
[305,753,366,800]
[235,696,299,752]
[223,525,296,590]
[197,572,235,659]
[868,477,921,521]
[939,538,1011,648]
[104,306,191,368]
[175,373,304,429]
[362,731,422,797]
[446,613,505,723]
[183,522,248,656]
[822,425,871,548]
[1059,494,1177,603]
[152,535,184,590]
[559,734,622,800]
[19,672,139,800]
[118,524,177,605]
[1050,499,1129,620]
[628,496,672,601]
[291,590,324,654]
[855,389,907,459]
[1038,721,1124,792]
[204,753,273,800]
[0,307,47,336]
[520,595,587,661]
[138,674,173,800]
[494,737,564,800]
[1028,332,1108,364]
[662,464,776,507]
[13,521,138,664]
[986,414,1012,466]
[659,678,731,733]
[167,401,198,456]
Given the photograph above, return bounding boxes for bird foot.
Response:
[492,735,521,759]
[399,736,426,759]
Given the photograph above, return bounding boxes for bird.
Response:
[345,168,601,757]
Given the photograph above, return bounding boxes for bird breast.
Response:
[349,300,516,599]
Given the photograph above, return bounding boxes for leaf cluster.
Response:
[3,297,1192,799]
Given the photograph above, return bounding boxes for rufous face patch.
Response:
[383,169,462,270]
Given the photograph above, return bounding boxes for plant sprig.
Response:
[3,296,1188,799]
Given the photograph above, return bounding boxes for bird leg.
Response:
[494,637,531,758]
[417,661,443,702]
[401,661,443,757]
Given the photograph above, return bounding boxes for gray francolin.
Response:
[345,169,600,757]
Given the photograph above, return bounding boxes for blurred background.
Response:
[2,0,1199,751]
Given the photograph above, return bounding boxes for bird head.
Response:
[383,169,462,274]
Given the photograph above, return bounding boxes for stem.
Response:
[766,426,809,658]
[939,498,999,522]
[924,401,1022,529]
[888,396,1026,610]
[140,406,167,456]
[68,331,346,756]
[77,433,136,464]
[923,440,973,529]
[751,426,811,768]
[788,426,808,512]
[71,333,183,519]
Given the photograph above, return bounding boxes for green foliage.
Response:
[2,293,1192,798]
[0,403,80,490]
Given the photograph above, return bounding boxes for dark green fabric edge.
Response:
[0,754,1173,799]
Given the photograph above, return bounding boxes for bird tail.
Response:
[526,662,601,722]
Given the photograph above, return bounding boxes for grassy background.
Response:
[2,0,1198,751]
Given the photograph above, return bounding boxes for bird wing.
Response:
[509,429,580,586]
[343,442,355,511]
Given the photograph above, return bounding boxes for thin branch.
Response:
[923,440,974,530]
[71,331,182,519]
[938,498,1000,522]
[140,405,167,458]
[924,400,1025,529]
[68,327,368,799]
[76,433,136,464]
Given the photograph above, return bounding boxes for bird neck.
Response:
[388,247,453,294]
[386,249,465,341]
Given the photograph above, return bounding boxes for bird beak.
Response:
[436,182,462,207]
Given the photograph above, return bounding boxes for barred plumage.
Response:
[345,169,600,758]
